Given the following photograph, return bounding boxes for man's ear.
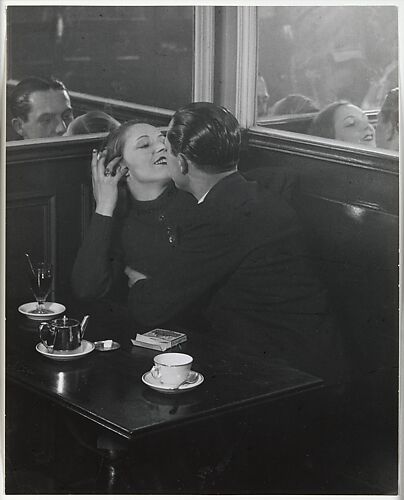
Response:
[178,154,189,175]
[11,117,25,138]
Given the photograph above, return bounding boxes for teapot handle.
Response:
[80,315,90,339]
[39,322,55,351]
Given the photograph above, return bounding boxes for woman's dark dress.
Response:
[71,182,198,343]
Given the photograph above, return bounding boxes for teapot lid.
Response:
[52,315,80,326]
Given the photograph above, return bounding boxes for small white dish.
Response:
[94,340,120,351]
[36,339,95,361]
[18,302,66,321]
[142,370,204,394]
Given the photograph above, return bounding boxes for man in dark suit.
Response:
[125,102,344,384]
[9,77,74,139]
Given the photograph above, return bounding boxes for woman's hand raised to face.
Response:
[91,149,128,217]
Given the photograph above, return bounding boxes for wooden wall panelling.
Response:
[240,131,399,378]
[296,194,398,374]
[243,132,398,213]
[6,137,102,308]
[7,193,56,305]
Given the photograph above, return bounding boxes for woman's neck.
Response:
[127,180,169,201]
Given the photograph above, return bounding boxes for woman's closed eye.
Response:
[343,118,355,127]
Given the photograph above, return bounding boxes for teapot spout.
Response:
[80,315,90,339]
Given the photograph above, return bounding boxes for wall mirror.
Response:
[7,5,194,141]
[256,5,399,152]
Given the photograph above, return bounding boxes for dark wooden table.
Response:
[7,309,323,441]
[6,306,326,493]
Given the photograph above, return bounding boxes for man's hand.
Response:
[124,266,148,288]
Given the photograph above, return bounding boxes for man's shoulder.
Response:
[221,181,301,241]
[193,186,294,239]
[216,176,295,218]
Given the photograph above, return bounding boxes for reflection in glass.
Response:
[256,5,399,146]
[272,94,319,116]
[375,88,399,151]
[9,77,73,140]
[64,111,121,136]
[309,101,376,147]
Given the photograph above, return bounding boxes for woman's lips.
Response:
[154,156,167,165]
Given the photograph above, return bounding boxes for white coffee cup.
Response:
[151,352,193,388]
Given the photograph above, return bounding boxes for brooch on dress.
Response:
[158,213,178,246]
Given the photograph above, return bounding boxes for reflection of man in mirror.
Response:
[9,77,74,139]
[376,88,399,151]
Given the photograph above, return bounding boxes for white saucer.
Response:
[36,340,95,361]
[142,370,204,394]
[18,302,66,321]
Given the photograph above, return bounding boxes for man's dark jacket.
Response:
[130,172,344,383]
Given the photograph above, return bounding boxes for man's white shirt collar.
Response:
[197,190,211,204]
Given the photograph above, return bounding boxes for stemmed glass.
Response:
[27,260,53,314]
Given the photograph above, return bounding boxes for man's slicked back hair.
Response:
[167,102,241,174]
[9,76,69,121]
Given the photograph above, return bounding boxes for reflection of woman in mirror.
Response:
[271,94,319,116]
[64,110,121,136]
[309,100,376,147]
[72,121,196,337]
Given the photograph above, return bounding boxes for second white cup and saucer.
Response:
[142,353,204,394]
